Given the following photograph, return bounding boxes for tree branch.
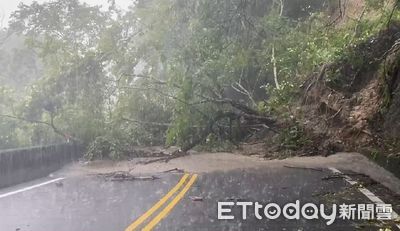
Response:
[271,44,280,89]
[387,0,399,28]
[0,114,79,142]
[121,117,171,127]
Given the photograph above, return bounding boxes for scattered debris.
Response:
[162,168,185,173]
[246,152,261,156]
[98,171,159,182]
[136,157,172,165]
[322,172,369,181]
[55,181,64,187]
[190,196,203,202]
[226,197,245,202]
[283,165,323,172]
[312,191,335,198]
[321,175,346,181]
[136,151,187,165]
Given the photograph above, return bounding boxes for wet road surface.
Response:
[0,165,399,230]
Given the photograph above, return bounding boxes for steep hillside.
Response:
[299,23,400,152]
[259,1,400,167]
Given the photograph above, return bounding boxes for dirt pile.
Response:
[298,23,400,156]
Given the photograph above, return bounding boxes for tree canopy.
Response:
[0,0,397,158]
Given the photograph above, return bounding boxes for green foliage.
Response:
[365,0,386,9]
[262,1,398,114]
[84,136,122,160]
[264,81,297,116]
[370,148,380,160]
[279,122,311,150]
[197,133,236,153]
[379,51,400,113]
[1,0,398,157]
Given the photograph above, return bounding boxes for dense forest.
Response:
[1,0,399,160]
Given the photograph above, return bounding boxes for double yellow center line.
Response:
[125,173,198,231]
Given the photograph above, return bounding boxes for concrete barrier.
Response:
[0,143,83,189]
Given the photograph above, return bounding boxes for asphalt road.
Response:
[0,159,399,230]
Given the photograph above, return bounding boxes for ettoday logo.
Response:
[217,201,394,225]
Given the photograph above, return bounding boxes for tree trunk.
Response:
[272,45,280,89]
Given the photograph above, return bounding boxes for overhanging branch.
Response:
[0,114,79,142]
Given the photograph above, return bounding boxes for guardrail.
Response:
[0,143,83,189]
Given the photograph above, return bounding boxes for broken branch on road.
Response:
[136,150,187,165]
[283,165,323,172]
[161,168,185,173]
[98,171,159,182]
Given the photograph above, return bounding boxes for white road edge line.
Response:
[0,177,65,199]
[328,167,400,229]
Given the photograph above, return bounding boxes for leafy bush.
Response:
[264,81,298,116]
[84,136,124,160]
[279,122,311,150]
